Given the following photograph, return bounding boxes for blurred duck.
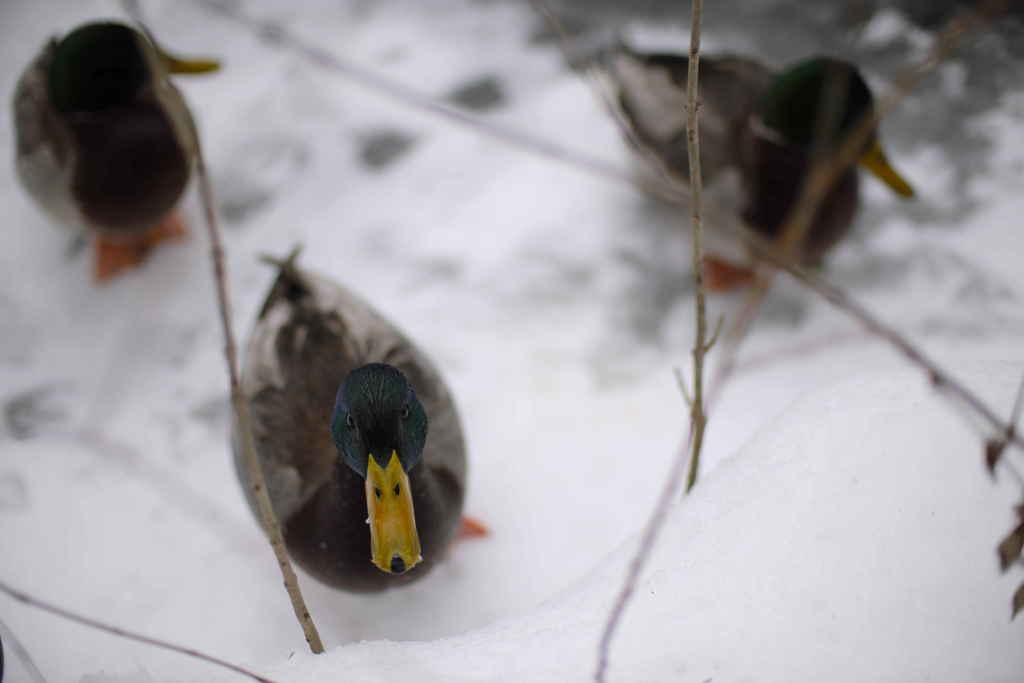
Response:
[601,48,915,289]
[13,21,219,281]
[234,250,485,591]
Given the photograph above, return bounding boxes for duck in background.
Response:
[600,48,915,289]
[233,250,486,591]
[13,21,219,281]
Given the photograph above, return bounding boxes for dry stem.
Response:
[121,0,325,655]
[682,0,709,496]
[596,6,708,680]
[194,152,325,654]
[0,616,46,683]
[1008,373,1024,439]
[0,579,275,682]
[594,426,697,683]
[987,374,1024,487]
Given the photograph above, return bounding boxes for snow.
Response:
[0,1,1022,682]
[254,365,1024,683]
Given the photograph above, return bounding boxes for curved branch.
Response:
[121,0,325,654]
[0,579,274,682]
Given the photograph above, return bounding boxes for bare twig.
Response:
[673,366,691,406]
[734,327,870,375]
[984,373,1024,486]
[527,0,575,56]
[0,579,274,682]
[682,0,709,496]
[596,5,708,678]
[193,0,1024,462]
[533,0,708,201]
[117,1,325,655]
[120,1,325,654]
[0,616,47,683]
[194,0,659,196]
[526,0,671,185]
[194,147,325,654]
[1009,373,1024,433]
[528,0,716,500]
[595,426,697,683]
[704,314,724,352]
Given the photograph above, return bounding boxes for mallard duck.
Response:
[601,48,915,289]
[12,21,218,281]
[233,251,483,591]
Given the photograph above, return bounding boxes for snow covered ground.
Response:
[0,1,1022,681]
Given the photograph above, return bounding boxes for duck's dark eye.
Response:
[401,405,410,420]
[374,487,382,500]
[346,414,356,430]
[393,483,401,496]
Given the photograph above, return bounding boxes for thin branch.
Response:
[1001,373,1024,477]
[531,0,703,198]
[1010,373,1024,433]
[0,579,274,682]
[193,0,1024,461]
[594,426,697,683]
[1004,375,1024,486]
[527,0,575,57]
[704,314,724,353]
[673,366,692,407]
[985,373,1024,487]
[0,615,47,683]
[121,2,325,654]
[525,0,677,189]
[194,0,657,195]
[597,4,706,679]
[733,327,870,375]
[683,0,709,497]
[194,143,325,655]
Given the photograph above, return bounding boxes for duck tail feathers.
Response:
[256,245,312,319]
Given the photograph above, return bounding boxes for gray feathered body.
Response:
[234,260,467,591]
[603,48,774,185]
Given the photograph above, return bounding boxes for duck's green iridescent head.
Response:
[331,363,428,575]
[47,21,221,114]
[48,23,150,114]
[759,56,914,198]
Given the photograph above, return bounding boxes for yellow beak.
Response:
[365,452,422,574]
[159,48,221,75]
[859,140,915,198]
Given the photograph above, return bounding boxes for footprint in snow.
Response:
[3,383,71,440]
[444,74,506,112]
[215,133,311,226]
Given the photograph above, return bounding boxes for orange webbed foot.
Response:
[702,255,756,292]
[93,212,188,282]
[457,516,489,541]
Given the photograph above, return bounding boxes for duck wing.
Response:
[600,48,774,183]
[12,40,83,232]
